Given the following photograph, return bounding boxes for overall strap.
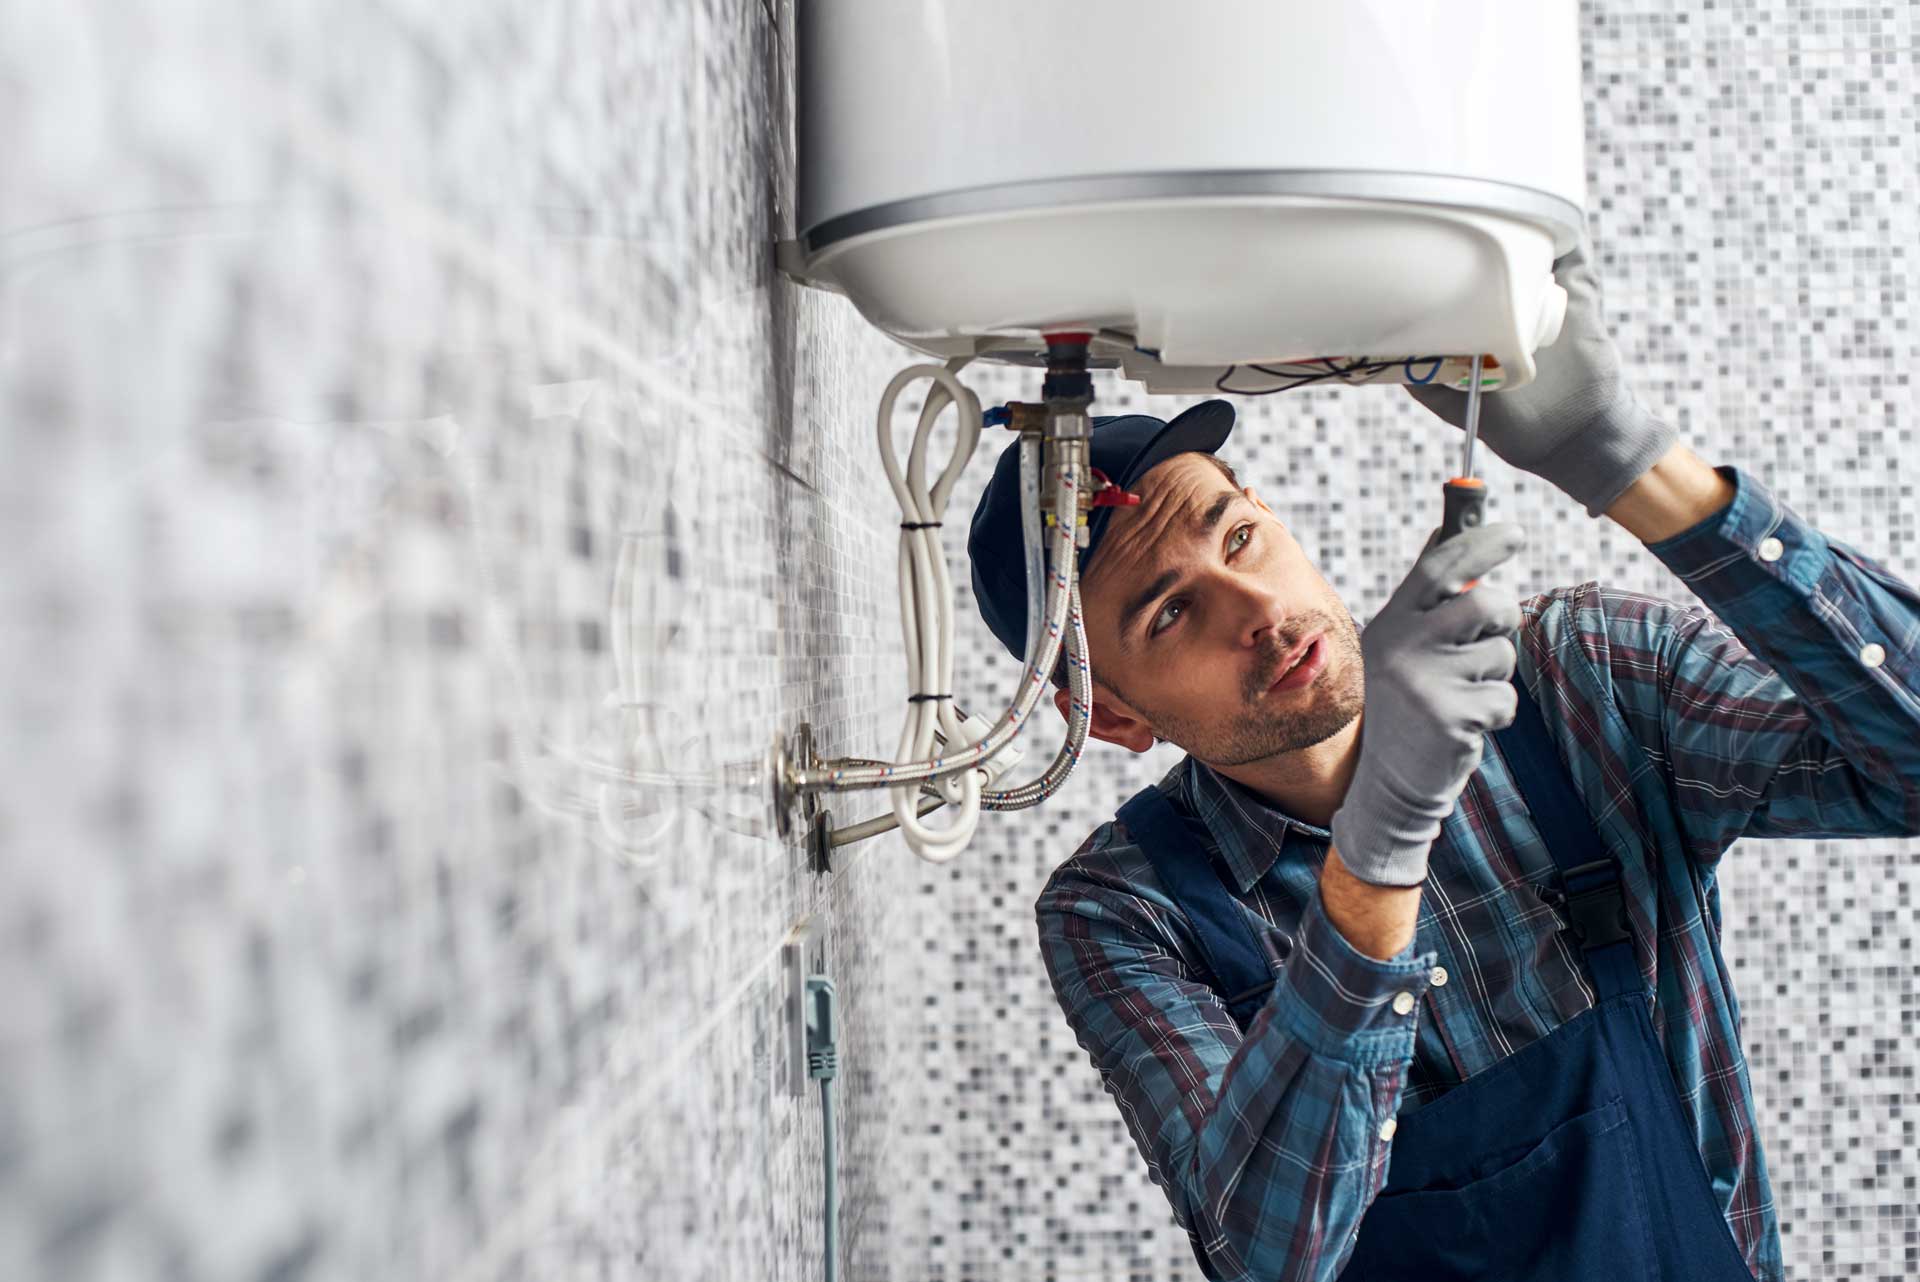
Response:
[1116,785,1276,1027]
[1491,677,1643,1001]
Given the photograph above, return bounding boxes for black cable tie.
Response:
[907,693,953,703]
[899,521,943,530]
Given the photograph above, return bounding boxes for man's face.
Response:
[1078,453,1364,767]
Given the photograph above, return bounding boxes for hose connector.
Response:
[1005,401,1049,435]
[1041,335,1095,547]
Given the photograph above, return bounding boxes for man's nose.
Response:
[1209,571,1291,649]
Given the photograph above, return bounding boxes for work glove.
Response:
[1329,523,1525,887]
[1406,242,1677,518]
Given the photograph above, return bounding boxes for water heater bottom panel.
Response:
[803,193,1570,390]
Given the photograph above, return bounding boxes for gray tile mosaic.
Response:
[890,9,1920,1279]
[1,2,913,1280]
[4,2,1918,1281]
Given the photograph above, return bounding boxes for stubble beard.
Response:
[1133,607,1365,767]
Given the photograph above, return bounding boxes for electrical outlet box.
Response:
[782,914,830,1097]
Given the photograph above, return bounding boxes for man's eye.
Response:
[1150,599,1185,637]
[1230,524,1253,553]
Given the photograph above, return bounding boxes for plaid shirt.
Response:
[1036,466,1920,1282]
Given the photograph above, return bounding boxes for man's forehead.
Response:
[1086,454,1241,589]
[1136,451,1228,504]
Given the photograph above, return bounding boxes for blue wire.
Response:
[1405,356,1444,386]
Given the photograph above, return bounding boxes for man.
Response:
[964,246,1920,1282]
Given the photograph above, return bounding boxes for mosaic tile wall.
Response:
[896,4,1920,1281]
[2,1,927,1280]
[5,2,1918,1282]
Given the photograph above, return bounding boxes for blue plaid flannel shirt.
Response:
[1036,467,1920,1281]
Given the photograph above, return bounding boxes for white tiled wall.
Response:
[3,2,1917,1281]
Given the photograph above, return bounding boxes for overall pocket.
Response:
[1342,1096,1657,1282]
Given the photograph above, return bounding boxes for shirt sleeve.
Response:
[1035,830,1436,1282]
[1598,465,1920,862]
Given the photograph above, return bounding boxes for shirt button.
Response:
[1391,990,1416,1015]
[1379,1117,1398,1142]
[1429,965,1449,987]
[1861,642,1887,668]
[1757,536,1784,563]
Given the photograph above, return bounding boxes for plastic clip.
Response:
[1558,857,1632,950]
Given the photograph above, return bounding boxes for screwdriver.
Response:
[1440,354,1489,587]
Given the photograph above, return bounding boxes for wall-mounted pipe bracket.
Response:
[771,725,839,872]
[770,721,821,842]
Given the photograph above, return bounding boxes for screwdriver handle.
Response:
[1440,477,1489,590]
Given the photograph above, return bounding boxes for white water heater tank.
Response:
[789,1,1587,393]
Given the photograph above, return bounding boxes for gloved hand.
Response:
[1406,242,1677,518]
[1329,523,1525,887]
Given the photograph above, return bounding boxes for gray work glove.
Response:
[1406,242,1677,518]
[1329,523,1526,887]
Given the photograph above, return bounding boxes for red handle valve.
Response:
[1089,467,1142,508]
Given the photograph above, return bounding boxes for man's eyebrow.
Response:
[1191,489,1241,538]
[1113,490,1247,649]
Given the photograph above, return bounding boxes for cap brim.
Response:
[1116,399,1236,490]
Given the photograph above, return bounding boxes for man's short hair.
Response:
[1047,453,1242,691]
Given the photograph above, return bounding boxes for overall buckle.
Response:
[1558,857,1631,950]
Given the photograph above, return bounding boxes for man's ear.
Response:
[1052,683,1157,754]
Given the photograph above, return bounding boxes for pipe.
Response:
[790,438,1081,793]
[980,581,1090,810]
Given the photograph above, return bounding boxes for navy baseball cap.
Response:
[966,399,1236,662]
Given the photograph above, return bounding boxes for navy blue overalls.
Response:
[1115,678,1756,1281]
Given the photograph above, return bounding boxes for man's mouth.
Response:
[1266,634,1326,694]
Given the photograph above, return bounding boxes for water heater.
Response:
[787,0,1586,392]
[771,2,1591,864]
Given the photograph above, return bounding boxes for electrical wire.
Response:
[825,572,1090,841]
[818,1071,839,1281]
[1213,356,1406,396]
[790,381,1079,802]
[788,352,1093,859]
[1404,355,1445,385]
[879,365,1098,852]
[828,582,1089,842]
[877,361,986,859]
